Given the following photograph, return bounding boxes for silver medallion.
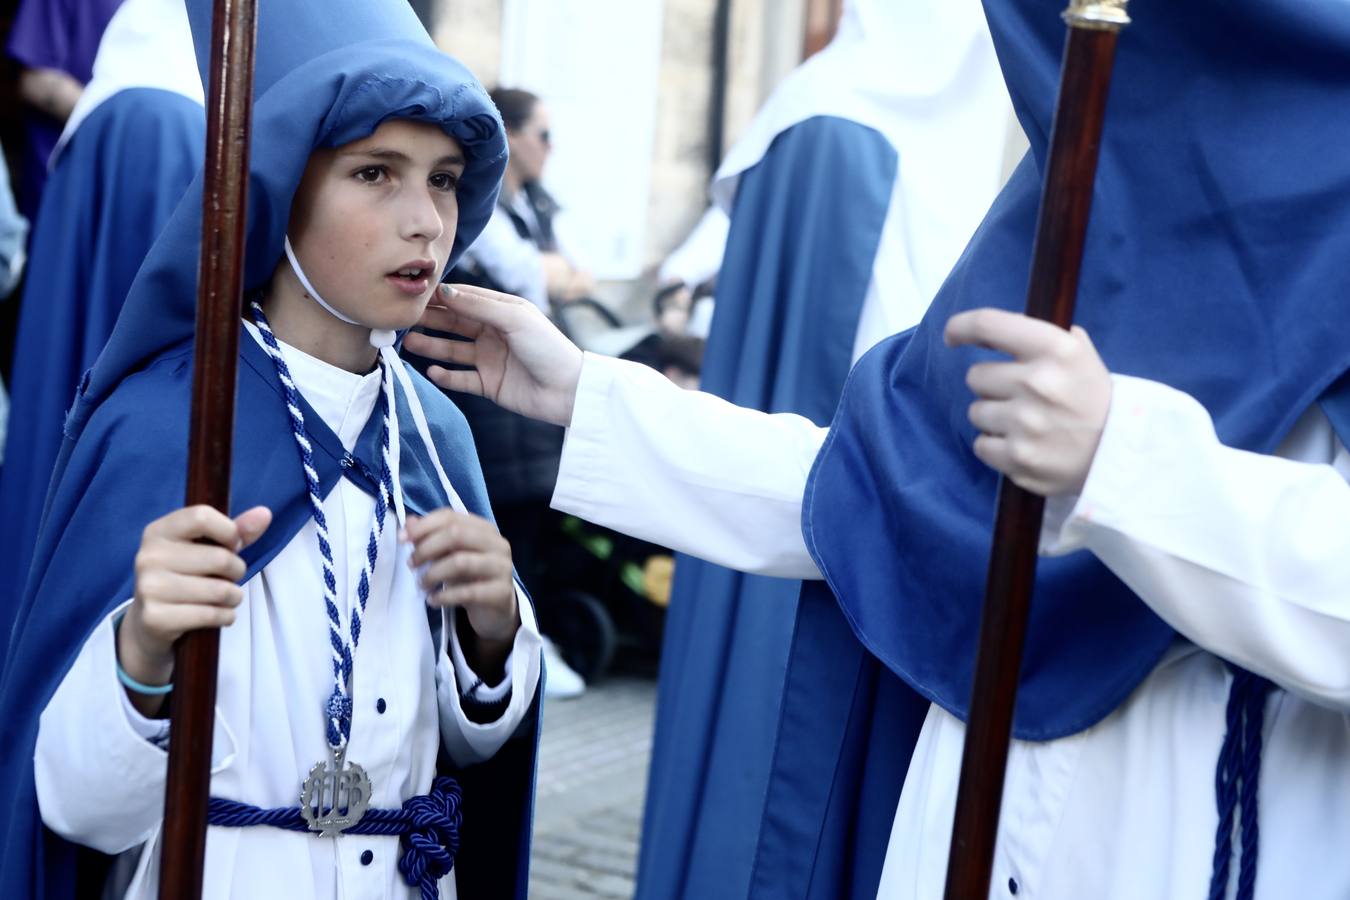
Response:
[300,746,373,836]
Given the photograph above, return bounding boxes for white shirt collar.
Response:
[243,321,383,452]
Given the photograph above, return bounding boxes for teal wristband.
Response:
[117,663,175,696]
[113,612,175,696]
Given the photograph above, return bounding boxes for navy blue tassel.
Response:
[1207,668,1272,900]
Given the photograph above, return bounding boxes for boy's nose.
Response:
[400,189,445,243]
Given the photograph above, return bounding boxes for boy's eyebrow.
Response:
[340,147,466,168]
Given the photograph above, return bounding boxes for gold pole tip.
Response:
[1062,0,1130,31]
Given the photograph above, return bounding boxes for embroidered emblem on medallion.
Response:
[300,747,372,836]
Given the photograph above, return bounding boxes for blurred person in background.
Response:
[455,87,594,312]
[6,0,125,220]
[621,285,710,388]
[0,144,30,469]
[0,0,204,662]
[621,331,705,392]
[651,279,715,341]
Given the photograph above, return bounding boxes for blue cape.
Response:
[0,0,532,894]
[745,0,1350,895]
[0,87,204,659]
[4,0,124,220]
[0,338,540,897]
[638,116,896,900]
[808,0,1350,741]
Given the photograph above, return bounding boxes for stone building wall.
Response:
[431,0,806,311]
[433,0,504,89]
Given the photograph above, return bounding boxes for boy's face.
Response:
[287,119,466,332]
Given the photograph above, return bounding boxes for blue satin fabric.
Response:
[637,117,897,900]
[0,88,204,653]
[807,0,1350,742]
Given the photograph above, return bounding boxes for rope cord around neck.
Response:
[249,300,394,750]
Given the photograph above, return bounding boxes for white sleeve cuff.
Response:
[108,610,174,746]
[552,351,619,512]
[436,580,543,766]
[553,352,826,579]
[35,601,236,853]
[449,609,514,703]
[118,685,172,746]
[1040,374,1155,556]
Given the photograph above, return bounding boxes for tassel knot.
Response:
[397,777,463,899]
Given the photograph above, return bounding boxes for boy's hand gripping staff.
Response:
[944,3,1130,898]
[159,0,258,897]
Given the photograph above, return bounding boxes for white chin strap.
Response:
[284,236,397,349]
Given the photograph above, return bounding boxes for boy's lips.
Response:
[387,258,436,296]
[386,273,431,296]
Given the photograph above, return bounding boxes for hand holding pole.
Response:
[943,2,1130,897]
[158,0,258,896]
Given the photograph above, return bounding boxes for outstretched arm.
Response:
[406,285,825,579]
[552,352,826,579]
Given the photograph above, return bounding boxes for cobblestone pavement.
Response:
[529,675,657,899]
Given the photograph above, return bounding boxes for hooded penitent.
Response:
[0,0,205,655]
[0,0,535,896]
[750,1,1350,897]
[4,0,124,220]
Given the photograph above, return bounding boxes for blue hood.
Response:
[78,0,506,417]
[804,0,1350,741]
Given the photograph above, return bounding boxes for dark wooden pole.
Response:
[707,0,732,178]
[943,3,1130,898]
[158,0,258,896]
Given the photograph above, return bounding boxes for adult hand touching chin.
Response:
[944,308,1112,497]
[404,284,585,427]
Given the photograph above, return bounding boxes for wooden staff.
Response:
[943,2,1130,898]
[158,0,258,896]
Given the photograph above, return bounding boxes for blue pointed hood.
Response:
[184,0,431,100]
[70,0,506,422]
[802,0,1350,742]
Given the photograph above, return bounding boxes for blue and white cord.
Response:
[250,300,395,750]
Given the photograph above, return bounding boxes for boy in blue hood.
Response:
[0,0,543,898]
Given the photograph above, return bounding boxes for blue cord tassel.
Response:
[1207,667,1272,900]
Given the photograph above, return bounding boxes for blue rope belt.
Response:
[1207,667,1272,900]
[206,776,462,900]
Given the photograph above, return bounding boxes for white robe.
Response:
[551,352,1350,900]
[36,330,543,900]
